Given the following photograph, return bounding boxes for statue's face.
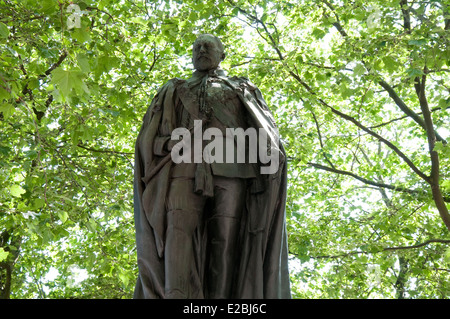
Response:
[192,35,224,71]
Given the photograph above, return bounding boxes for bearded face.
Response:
[192,35,225,72]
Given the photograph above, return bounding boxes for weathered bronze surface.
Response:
[133,34,290,299]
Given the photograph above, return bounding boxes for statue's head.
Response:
[192,34,225,72]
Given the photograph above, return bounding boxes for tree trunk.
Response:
[0,231,21,299]
[394,256,408,299]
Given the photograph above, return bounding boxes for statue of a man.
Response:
[133,34,290,299]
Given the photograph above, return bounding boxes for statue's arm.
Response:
[149,78,183,157]
[153,136,172,156]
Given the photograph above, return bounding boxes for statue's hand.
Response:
[166,139,178,152]
[168,138,191,155]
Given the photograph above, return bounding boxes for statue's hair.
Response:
[194,34,225,58]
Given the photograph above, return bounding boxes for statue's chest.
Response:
[205,80,236,98]
[204,80,241,116]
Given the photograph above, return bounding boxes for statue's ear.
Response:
[221,52,226,61]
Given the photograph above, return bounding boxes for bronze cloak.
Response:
[133,76,291,298]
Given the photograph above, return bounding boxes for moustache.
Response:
[197,55,210,61]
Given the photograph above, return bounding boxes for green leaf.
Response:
[24,149,37,159]
[33,198,45,209]
[50,68,71,97]
[0,102,15,119]
[339,82,353,98]
[441,180,450,192]
[406,68,424,78]
[0,22,9,38]
[40,0,58,14]
[382,56,397,73]
[408,39,427,46]
[86,219,97,232]
[353,64,366,76]
[444,248,450,265]
[433,141,445,152]
[118,271,129,286]
[50,67,89,98]
[58,211,69,223]
[438,97,450,110]
[10,184,26,197]
[77,54,91,73]
[0,145,11,155]
[312,28,326,39]
[71,27,92,43]
[433,141,450,157]
[0,86,10,100]
[0,248,8,262]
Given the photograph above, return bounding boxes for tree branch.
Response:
[85,6,114,22]
[394,256,408,299]
[308,108,338,170]
[322,0,348,37]
[17,50,67,121]
[292,71,429,182]
[307,161,427,198]
[369,105,450,129]
[399,0,412,32]
[309,239,450,259]
[231,0,450,233]
[442,2,450,30]
[415,71,450,231]
[77,143,133,156]
[39,50,68,78]
[384,239,450,251]
[378,80,447,144]
[226,0,284,60]
[232,0,430,184]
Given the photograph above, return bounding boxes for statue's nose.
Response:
[199,45,207,54]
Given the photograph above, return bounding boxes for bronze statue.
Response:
[133,34,290,299]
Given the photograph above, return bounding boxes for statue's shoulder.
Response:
[162,77,186,90]
[147,78,186,116]
[152,78,178,97]
[155,77,185,92]
[227,75,259,91]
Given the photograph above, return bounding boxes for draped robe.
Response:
[133,69,291,298]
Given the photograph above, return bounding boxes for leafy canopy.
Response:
[0,0,449,298]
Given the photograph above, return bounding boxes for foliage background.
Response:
[0,0,449,298]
